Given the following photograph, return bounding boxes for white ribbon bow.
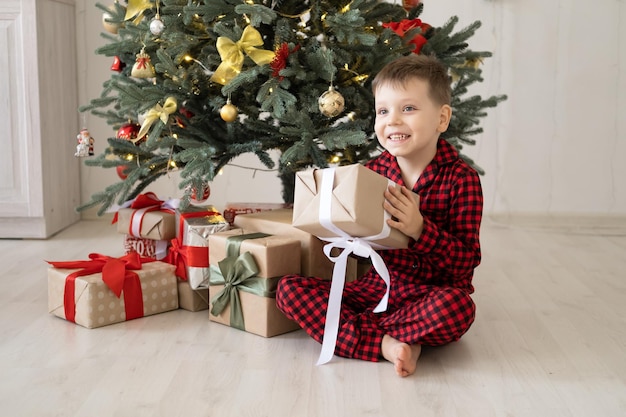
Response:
[315,167,394,365]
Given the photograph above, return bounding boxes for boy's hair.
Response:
[372,54,451,106]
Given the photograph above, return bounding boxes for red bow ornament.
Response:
[383,18,431,54]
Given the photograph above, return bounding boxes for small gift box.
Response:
[223,202,291,225]
[47,253,178,329]
[114,192,178,240]
[208,228,301,337]
[167,205,230,290]
[123,235,169,260]
[292,164,412,249]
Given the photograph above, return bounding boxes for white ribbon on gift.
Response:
[315,167,395,365]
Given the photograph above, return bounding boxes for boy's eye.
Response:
[377,109,388,115]
[403,106,416,112]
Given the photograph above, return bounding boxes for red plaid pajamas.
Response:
[276,139,483,362]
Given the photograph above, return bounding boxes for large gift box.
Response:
[208,228,301,337]
[292,163,411,248]
[169,206,230,290]
[47,253,178,329]
[115,193,177,240]
[233,209,335,280]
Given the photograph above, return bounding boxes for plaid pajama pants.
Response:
[276,272,476,362]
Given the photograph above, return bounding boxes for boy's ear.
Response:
[437,104,452,133]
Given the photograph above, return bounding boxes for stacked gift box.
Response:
[47,164,402,336]
[169,205,230,311]
[115,192,178,261]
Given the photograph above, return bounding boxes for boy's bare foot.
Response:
[381,335,422,377]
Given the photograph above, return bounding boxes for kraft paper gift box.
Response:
[47,254,178,329]
[233,209,336,280]
[114,192,178,241]
[292,164,412,249]
[116,208,176,241]
[170,206,230,290]
[207,228,301,337]
[177,280,209,312]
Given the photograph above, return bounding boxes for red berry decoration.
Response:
[116,122,145,145]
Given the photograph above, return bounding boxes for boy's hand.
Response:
[383,185,424,240]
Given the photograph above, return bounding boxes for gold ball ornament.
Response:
[102,4,124,34]
[318,86,345,118]
[220,101,238,123]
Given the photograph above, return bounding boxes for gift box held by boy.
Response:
[276,54,483,377]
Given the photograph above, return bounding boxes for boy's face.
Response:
[374,78,451,165]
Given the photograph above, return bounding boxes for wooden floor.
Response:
[1,218,625,417]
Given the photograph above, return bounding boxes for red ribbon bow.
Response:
[136,57,148,69]
[112,192,173,224]
[47,252,153,323]
[164,210,219,280]
[165,239,209,280]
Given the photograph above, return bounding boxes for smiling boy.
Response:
[276,54,483,377]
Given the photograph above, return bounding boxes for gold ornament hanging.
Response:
[131,48,156,78]
[102,2,125,34]
[318,86,345,118]
[220,100,238,123]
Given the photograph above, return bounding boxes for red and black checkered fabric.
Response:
[276,138,483,362]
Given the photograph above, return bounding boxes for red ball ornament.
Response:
[116,122,145,145]
[116,165,130,179]
[190,183,211,204]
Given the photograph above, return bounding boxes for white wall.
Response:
[76,0,626,219]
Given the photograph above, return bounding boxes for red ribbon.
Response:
[136,57,148,69]
[47,252,153,323]
[165,239,209,280]
[164,210,220,280]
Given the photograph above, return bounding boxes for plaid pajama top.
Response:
[364,138,483,293]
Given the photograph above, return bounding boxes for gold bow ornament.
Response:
[137,96,178,141]
[124,0,153,25]
[210,26,275,85]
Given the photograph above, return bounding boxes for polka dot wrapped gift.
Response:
[47,252,178,329]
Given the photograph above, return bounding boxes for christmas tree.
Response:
[80,0,505,214]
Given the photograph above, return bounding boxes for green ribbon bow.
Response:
[209,233,280,330]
